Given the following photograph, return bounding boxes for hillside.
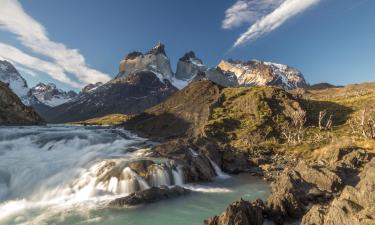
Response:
[0,81,44,125]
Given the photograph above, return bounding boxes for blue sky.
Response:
[0,0,374,91]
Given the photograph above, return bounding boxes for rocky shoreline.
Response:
[205,147,374,225]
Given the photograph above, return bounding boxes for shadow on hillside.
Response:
[122,112,190,141]
[300,99,354,126]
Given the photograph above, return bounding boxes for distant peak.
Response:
[147,41,166,55]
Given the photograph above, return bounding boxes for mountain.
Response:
[30,83,77,107]
[0,60,29,103]
[174,51,238,88]
[0,60,78,109]
[218,59,308,89]
[0,81,44,125]
[43,71,177,123]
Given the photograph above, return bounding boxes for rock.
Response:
[81,82,103,93]
[205,199,264,225]
[127,160,155,177]
[150,140,216,183]
[108,185,189,206]
[0,81,44,125]
[301,158,375,225]
[294,161,343,193]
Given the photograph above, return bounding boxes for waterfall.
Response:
[149,165,172,187]
[172,166,184,186]
[209,159,230,179]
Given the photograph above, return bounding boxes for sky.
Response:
[0,0,374,91]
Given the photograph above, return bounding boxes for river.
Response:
[0,125,270,225]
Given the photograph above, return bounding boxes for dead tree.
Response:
[319,110,333,130]
[349,107,375,139]
[282,110,307,145]
[319,110,327,130]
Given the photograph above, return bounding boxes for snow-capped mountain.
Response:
[0,60,30,103]
[30,83,78,107]
[217,60,308,89]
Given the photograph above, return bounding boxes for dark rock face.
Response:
[108,186,189,206]
[301,158,375,225]
[0,81,44,125]
[42,71,177,123]
[205,199,265,225]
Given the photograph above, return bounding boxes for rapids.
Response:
[0,125,270,225]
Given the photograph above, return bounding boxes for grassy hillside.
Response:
[76,81,375,157]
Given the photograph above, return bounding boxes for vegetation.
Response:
[71,114,131,126]
[205,83,375,157]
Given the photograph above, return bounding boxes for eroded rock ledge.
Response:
[205,147,374,225]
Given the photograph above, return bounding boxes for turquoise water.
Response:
[0,126,269,225]
[41,174,269,225]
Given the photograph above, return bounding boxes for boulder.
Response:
[204,199,264,225]
[108,185,189,206]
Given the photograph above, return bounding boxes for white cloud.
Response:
[0,43,81,87]
[223,0,284,29]
[226,0,320,47]
[0,0,111,87]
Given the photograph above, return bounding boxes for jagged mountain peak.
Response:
[147,41,166,56]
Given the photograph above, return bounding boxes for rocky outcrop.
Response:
[301,158,375,225]
[81,82,103,93]
[42,71,177,123]
[217,60,308,89]
[205,199,265,225]
[118,42,173,81]
[205,68,239,87]
[108,186,189,207]
[0,81,44,125]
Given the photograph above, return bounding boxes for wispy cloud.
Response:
[224,0,320,47]
[223,0,284,29]
[0,43,81,87]
[0,0,111,87]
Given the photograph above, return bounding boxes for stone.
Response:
[205,199,264,225]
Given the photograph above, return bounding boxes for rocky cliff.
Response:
[0,81,44,125]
